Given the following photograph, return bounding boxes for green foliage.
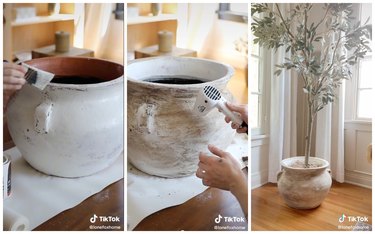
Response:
[252,3,371,111]
[251,3,372,163]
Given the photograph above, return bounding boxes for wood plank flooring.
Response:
[251,181,372,231]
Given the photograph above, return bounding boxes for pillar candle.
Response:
[158,30,173,52]
[55,31,70,53]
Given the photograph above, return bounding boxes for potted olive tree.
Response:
[251,3,371,209]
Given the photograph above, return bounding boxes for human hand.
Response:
[3,62,27,90]
[224,102,248,134]
[3,62,27,112]
[196,144,246,192]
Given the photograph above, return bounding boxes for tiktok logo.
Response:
[90,214,98,223]
[215,214,223,224]
[338,214,346,223]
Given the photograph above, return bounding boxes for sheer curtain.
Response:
[84,3,123,63]
[267,50,298,183]
[267,3,298,183]
[176,3,217,55]
[315,83,345,182]
[84,4,112,58]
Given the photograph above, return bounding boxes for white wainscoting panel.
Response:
[251,136,269,189]
[344,121,372,188]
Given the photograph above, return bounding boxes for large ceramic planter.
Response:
[277,156,332,209]
[127,56,236,178]
[6,57,124,177]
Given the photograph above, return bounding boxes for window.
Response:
[356,4,372,120]
[250,42,261,129]
[217,3,248,23]
[345,4,372,121]
[250,12,268,136]
[356,56,372,119]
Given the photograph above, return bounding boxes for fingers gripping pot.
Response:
[127,57,236,178]
[6,57,124,177]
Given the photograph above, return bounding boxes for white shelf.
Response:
[12,14,74,27]
[127,14,177,25]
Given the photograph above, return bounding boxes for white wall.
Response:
[176,3,248,70]
[200,18,248,70]
[251,136,269,189]
[344,122,372,188]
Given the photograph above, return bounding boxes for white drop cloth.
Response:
[3,147,123,230]
[127,133,248,230]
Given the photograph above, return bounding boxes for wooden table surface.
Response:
[4,141,124,231]
[133,168,248,231]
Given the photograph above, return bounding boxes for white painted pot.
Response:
[127,57,236,178]
[6,57,124,177]
[277,156,332,209]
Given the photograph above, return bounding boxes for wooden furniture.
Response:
[127,3,178,55]
[3,141,124,231]
[252,182,372,231]
[32,45,94,58]
[134,168,248,231]
[135,45,197,59]
[3,3,82,61]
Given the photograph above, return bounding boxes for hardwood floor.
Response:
[251,181,372,231]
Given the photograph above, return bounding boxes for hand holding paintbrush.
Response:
[3,61,55,113]
[3,62,27,112]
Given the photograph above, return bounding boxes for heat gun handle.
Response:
[218,101,248,134]
[218,101,243,125]
[240,121,248,134]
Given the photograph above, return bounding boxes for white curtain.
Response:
[84,4,112,59]
[315,83,345,182]
[176,3,217,55]
[314,12,346,183]
[268,3,298,183]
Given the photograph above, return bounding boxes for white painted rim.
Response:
[281,156,330,170]
[127,56,234,89]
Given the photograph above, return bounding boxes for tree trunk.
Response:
[304,96,314,167]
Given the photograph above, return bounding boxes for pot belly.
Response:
[7,85,123,178]
[127,98,235,178]
[127,57,236,178]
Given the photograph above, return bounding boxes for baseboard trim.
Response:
[251,170,268,189]
[345,170,372,189]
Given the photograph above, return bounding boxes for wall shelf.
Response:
[4,3,78,61]
[127,14,177,25]
[11,14,74,27]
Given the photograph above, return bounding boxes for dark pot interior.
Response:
[25,57,124,84]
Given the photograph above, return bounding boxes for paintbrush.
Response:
[22,63,55,90]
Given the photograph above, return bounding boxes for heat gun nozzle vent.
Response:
[203,86,221,100]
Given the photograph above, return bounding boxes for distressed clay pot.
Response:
[6,57,123,177]
[127,56,236,178]
[277,156,332,209]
